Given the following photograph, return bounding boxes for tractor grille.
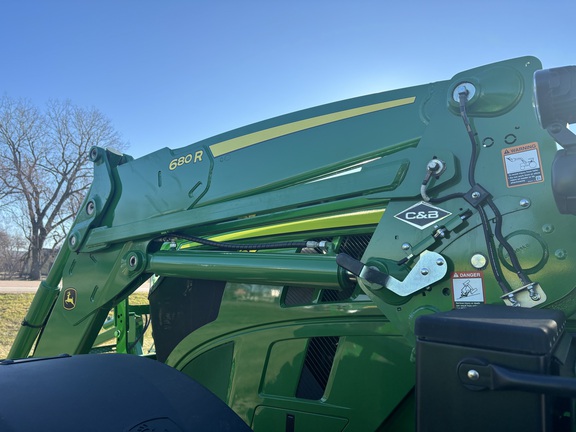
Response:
[296,336,340,400]
[283,286,317,306]
[283,234,372,306]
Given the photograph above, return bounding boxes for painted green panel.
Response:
[181,342,234,402]
[261,339,308,397]
[252,406,348,431]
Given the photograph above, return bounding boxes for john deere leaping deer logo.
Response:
[63,288,77,310]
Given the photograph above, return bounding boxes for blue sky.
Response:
[1,1,574,158]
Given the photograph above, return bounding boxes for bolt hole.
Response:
[86,201,95,215]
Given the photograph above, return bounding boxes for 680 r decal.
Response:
[169,150,204,170]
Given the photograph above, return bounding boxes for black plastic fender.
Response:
[0,354,252,432]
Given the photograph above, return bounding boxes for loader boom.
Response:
[7,56,576,431]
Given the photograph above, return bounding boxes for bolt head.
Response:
[467,369,480,381]
[471,254,487,269]
[555,249,567,260]
[542,224,554,234]
[421,268,429,276]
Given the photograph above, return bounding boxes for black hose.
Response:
[486,198,532,286]
[459,91,478,188]
[127,314,151,353]
[429,192,465,204]
[458,90,528,292]
[477,206,512,294]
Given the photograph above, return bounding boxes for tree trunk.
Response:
[0,96,126,281]
[29,245,41,280]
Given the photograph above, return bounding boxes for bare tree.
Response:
[0,96,127,280]
[0,229,26,280]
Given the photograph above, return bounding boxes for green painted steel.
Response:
[8,56,576,430]
[147,250,346,288]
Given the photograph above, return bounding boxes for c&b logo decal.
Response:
[394,201,451,230]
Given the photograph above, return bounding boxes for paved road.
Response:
[0,280,42,293]
[0,280,149,294]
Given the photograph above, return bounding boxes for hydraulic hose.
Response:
[425,87,532,295]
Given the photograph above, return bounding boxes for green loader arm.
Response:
[8,56,576,431]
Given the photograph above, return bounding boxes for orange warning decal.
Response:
[501,142,544,188]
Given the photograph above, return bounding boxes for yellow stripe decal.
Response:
[209,96,416,157]
[180,209,384,249]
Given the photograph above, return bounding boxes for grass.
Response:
[0,292,152,359]
[0,293,35,359]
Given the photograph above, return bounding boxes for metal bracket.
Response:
[501,282,547,308]
[463,183,491,208]
[337,251,447,297]
[384,251,447,296]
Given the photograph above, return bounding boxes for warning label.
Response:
[452,271,485,309]
[501,142,544,188]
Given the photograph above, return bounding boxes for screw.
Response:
[401,243,411,251]
[69,235,77,247]
[467,369,480,381]
[434,227,447,238]
[421,268,430,276]
[471,191,481,199]
[519,198,530,208]
[436,258,445,266]
[505,293,521,307]
[129,255,138,268]
[555,249,567,260]
[542,224,554,234]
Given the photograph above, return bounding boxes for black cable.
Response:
[421,89,532,294]
[477,205,512,294]
[459,91,479,188]
[429,192,465,204]
[486,197,532,285]
[127,314,151,353]
[457,90,530,292]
